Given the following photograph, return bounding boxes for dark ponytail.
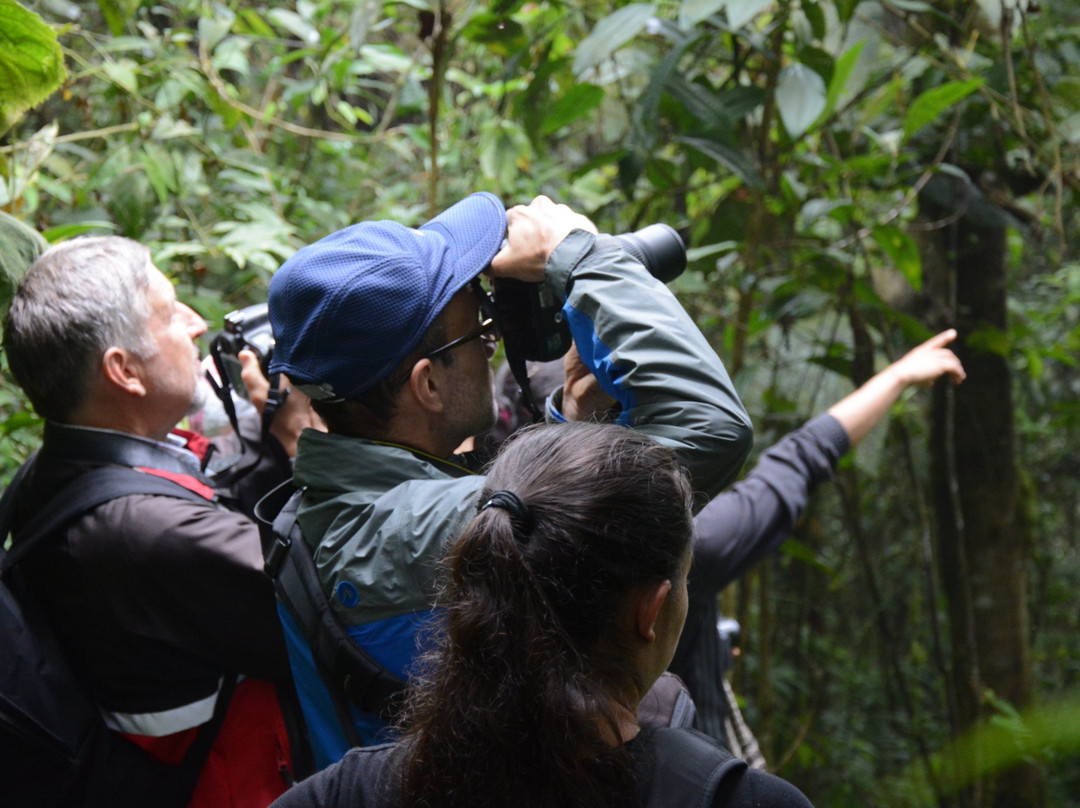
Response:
[398,422,694,808]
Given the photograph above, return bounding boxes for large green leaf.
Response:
[824,39,864,117]
[0,210,47,315]
[541,83,604,135]
[678,0,727,29]
[267,8,320,46]
[802,0,826,40]
[780,538,835,574]
[639,38,693,133]
[573,4,656,78]
[40,222,116,242]
[0,0,66,135]
[678,0,772,30]
[903,78,984,141]
[461,12,528,57]
[776,62,826,138]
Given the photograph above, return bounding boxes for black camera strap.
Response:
[473,278,544,424]
[207,347,245,455]
[261,372,289,445]
[201,365,261,484]
[505,350,544,424]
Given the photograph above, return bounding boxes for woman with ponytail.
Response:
[272,422,813,808]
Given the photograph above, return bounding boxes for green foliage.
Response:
[573,4,657,76]
[775,63,827,138]
[0,209,46,313]
[902,79,984,142]
[3,0,1080,802]
[0,0,66,135]
[882,693,1080,800]
[96,0,140,36]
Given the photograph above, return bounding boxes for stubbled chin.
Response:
[185,375,211,417]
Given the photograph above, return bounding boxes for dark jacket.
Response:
[10,421,294,806]
[268,727,813,808]
[671,413,850,740]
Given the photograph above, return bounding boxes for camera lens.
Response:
[615,224,686,284]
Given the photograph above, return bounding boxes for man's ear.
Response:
[633,580,672,644]
[407,357,444,414]
[102,346,147,397]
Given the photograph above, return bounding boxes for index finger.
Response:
[919,328,958,350]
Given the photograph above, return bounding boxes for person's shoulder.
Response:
[633,727,744,807]
[84,487,258,565]
[635,728,813,808]
[271,743,400,808]
[330,742,399,786]
[644,725,736,761]
[717,768,814,808]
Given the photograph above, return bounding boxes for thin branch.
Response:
[0,122,140,155]
[1020,7,1068,239]
[833,105,964,250]
[197,37,361,143]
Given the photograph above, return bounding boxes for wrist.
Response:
[879,364,912,392]
[545,387,568,423]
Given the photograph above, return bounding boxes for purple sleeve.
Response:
[688,414,850,600]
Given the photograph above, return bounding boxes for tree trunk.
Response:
[919,174,1043,807]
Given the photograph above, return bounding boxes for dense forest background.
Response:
[2,0,1079,805]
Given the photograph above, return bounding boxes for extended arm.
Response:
[689,329,965,598]
[826,329,965,444]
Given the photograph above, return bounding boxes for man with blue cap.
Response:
[267,193,753,761]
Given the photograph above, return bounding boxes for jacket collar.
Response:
[292,430,474,495]
[42,422,207,482]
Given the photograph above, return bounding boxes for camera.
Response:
[209,302,275,400]
[491,224,687,363]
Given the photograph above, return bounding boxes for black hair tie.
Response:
[480,490,532,536]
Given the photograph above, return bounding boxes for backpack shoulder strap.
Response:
[643,727,748,808]
[257,483,406,723]
[2,464,208,574]
[0,454,38,555]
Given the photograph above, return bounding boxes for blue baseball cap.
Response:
[268,192,506,401]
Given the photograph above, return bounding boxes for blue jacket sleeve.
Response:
[544,230,753,500]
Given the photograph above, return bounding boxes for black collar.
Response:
[41,422,207,481]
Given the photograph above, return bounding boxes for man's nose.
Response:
[182,303,208,338]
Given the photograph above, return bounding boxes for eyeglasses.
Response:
[425,317,499,360]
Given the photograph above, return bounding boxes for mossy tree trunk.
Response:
[919,174,1043,808]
